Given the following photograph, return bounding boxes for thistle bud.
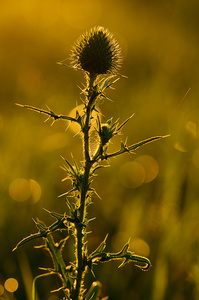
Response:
[70,26,122,77]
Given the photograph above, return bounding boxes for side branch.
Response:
[15,103,80,124]
[101,135,170,160]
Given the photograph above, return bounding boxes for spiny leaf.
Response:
[12,232,46,251]
[61,156,76,176]
[89,164,109,177]
[33,218,48,233]
[89,234,108,259]
[99,75,116,92]
[15,103,78,123]
[102,134,170,159]
[71,154,79,172]
[116,240,130,257]
[127,135,170,152]
[58,188,77,198]
[43,208,64,220]
[116,114,135,132]
[129,254,151,271]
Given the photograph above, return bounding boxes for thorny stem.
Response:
[72,75,96,300]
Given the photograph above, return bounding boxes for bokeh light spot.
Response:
[29,179,41,203]
[0,285,4,296]
[119,161,145,189]
[135,155,159,183]
[9,178,31,202]
[4,278,18,293]
[9,178,41,203]
[131,238,150,257]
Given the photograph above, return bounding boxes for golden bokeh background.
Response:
[1,0,199,299]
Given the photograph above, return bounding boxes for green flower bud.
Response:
[100,124,114,145]
[70,26,122,77]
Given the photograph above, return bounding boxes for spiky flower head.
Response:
[70,26,122,77]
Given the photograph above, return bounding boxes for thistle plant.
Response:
[14,26,168,300]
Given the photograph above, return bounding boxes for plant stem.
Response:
[72,75,96,300]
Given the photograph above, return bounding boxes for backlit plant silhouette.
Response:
[14,26,168,300]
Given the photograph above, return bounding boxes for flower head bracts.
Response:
[70,26,122,77]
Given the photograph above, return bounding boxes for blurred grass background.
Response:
[1,0,199,299]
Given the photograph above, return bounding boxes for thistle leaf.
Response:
[89,234,108,259]
[99,75,116,92]
[127,135,170,152]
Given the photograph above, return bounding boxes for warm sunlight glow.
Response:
[41,133,69,151]
[62,0,102,29]
[29,179,42,203]
[135,155,159,183]
[9,178,41,203]
[9,178,31,202]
